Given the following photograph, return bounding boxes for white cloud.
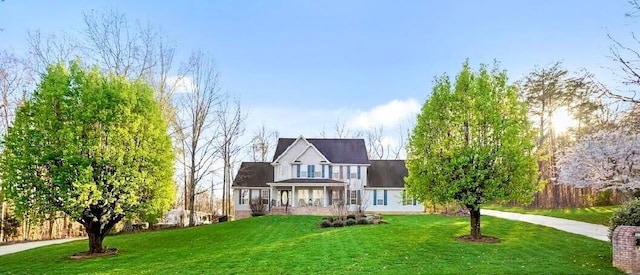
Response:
[349,98,421,129]
[167,75,196,93]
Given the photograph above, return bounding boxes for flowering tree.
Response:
[557,130,640,190]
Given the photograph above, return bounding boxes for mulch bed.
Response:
[456,235,501,243]
[70,248,118,259]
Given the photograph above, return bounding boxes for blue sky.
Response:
[0,1,635,140]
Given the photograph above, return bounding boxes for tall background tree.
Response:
[406,61,538,240]
[0,50,30,242]
[216,96,245,217]
[247,122,279,162]
[0,61,175,253]
[174,51,221,226]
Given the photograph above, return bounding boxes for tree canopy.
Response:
[557,129,640,191]
[0,61,174,253]
[406,61,538,239]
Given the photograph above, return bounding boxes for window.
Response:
[376,196,384,206]
[333,173,339,179]
[262,190,270,205]
[307,165,315,178]
[350,173,357,179]
[300,171,307,178]
[314,171,322,177]
[402,190,414,205]
[350,190,357,205]
[240,190,248,205]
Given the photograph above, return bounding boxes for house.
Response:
[232,136,423,219]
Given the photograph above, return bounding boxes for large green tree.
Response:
[406,61,538,240]
[0,61,174,253]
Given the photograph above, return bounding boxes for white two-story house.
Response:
[232,136,423,219]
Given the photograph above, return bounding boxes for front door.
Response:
[278,190,291,206]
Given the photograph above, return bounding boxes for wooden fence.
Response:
[512,182,631,209]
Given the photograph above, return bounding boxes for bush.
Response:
[332,220,344,227]
[250,198,266,215]
[357,218,369,225]
[346,214,356,220]
[322,216,334,223]
[251,212,265,217]
[609,199,640,240]
[346,218,356,226]
[319,219,332,228]
[0,215,20,239]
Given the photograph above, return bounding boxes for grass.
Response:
[0,215,620,274]
[484,205,620,226]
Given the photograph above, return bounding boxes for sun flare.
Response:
[551,107,577,134]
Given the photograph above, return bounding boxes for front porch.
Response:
[267,181,348,209]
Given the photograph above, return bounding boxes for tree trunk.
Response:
[469,207,481,239]
[87,232,105,254]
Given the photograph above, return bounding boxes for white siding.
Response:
[274,139,308,181]
[364,189,423,213]
[297,148,325,163]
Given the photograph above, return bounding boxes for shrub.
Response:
[332,220,344,227]
[250,198,266,215]
[346,214,356,220]
[609,199,640,240]
[251,212,265,217]
[322,216,334,223]
[357,218,369,225]
[346,218,356,226]
[0,215,20,239]
[319,220,332,228]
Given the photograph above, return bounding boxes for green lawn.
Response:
[484,205,619,226]
[0,215,620,274]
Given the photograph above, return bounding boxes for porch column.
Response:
[292,185,296,207]
[344,185,348,206]
[323,185,327,207]
[269,186,274,209]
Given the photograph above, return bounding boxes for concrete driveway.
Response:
[0,237,85,256]
[483,209,609,242]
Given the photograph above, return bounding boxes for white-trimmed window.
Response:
[402,190,416,205]
[350,190,357,205]
[333,173,339,179]
[262,189,270,205]
[300,171,307,178]
[240,190,248,205]
[376,193,384,205]
[314,171,322,178]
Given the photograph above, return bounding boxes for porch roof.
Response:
[274,178,345,184]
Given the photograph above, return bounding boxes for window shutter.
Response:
[322,165,325,178]
[328,166,333,178]
[357,166,361,179]
[373,190,377,206]
[347,166,351,179]
[296,164,300,178]
[239,190,242,205]
[357,190,361,205]
[383,190,388,205]
[249,189,252,203]
[413,197,417,206]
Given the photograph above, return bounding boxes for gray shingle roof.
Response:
[232,162,273,188]
[367,160,407,188]
[273,138,369,164]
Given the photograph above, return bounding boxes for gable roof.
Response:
[367,160,407,188]
[232,162,273,188]
[273,138,369,164]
